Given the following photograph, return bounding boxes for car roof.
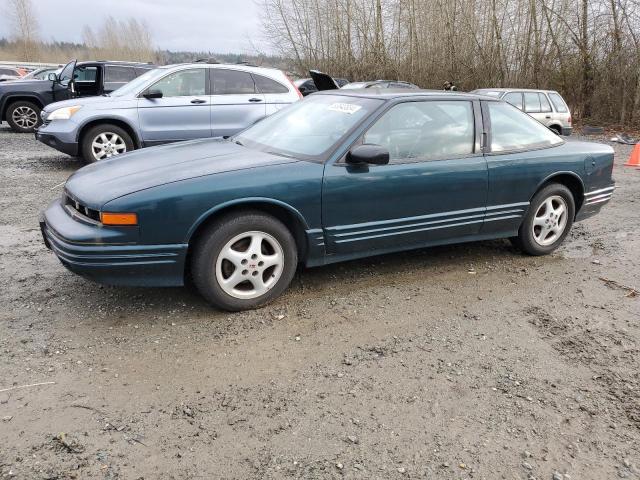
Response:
[314,89,493,101]
[156,63,283,74]
[474,87,560,94]
[76,60,155,67]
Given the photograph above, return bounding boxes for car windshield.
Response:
[109,68,165,97]
[235,94,384,162]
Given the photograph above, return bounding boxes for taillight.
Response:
[568,115,572,125]
[286,74,303,99]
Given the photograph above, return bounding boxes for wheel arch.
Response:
[1,95,44,121]
[77,118,141,149]
[185,198,310,265]
[533,171,585,216]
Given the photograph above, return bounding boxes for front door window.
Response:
[363,100,475,162]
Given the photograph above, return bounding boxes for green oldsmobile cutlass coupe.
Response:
[41,90,615,310]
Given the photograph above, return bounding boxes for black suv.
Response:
[0,60,155,133]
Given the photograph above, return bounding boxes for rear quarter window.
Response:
[488,102,563,152]
[253,74,289,94]
[548,92,569,113]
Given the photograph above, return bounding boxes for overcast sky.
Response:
[0,0,269,54]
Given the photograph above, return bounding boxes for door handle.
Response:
[545,115,551,119]
[191,99,207,104]
[248,98,263,102]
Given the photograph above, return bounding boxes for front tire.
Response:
[6,101,41,133]
[191,212,298,311]
[81,124,134,163]
[516,183,575,255]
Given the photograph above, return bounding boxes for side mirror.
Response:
[346,144,390,165]
[143,89,163,99]
[47,72,58,82]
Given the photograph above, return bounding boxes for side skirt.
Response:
[304,230,518,267]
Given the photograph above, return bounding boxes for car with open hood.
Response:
[309,70,419,91]
[294,75,349,96]
[40,89,614,311]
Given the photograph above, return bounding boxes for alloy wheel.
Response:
[532,195,568,246]
[91,132,127,160]
[215,231,284,299]
[11,106,38,129]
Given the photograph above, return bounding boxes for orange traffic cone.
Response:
[625,143,640,167]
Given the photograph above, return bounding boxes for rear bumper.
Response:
[35,130,79,156]
[561,126,573,136]
[575,185,614,221]
[41,199,187,287]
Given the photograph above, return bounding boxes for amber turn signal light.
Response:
[100,212,138,226]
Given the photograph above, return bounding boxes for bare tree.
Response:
[82,16,155,62]
[5,0,40,61]
[261,0,640,126]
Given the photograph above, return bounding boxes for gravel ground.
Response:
[0,126,638,480]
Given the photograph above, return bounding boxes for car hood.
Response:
[309,70,339,91]
[43,95,124,113]
[65,138,300,208]
[0,79,51,89]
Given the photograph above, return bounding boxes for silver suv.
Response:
[36,62,302,162]
[472,88,572,136]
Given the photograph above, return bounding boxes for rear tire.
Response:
[6,101,41,133]
[81,124,134,163]
[191,211,298,311]
[516,183,575,256]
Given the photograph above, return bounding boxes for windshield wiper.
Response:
[234,139,243,146]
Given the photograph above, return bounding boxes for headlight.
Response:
[48,105,82,120]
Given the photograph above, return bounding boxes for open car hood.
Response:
[309,70,339,91]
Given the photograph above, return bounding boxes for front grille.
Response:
[64,193,100,222]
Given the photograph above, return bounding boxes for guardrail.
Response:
[0,60,62,70]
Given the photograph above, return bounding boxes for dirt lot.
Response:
[0,126,638,480]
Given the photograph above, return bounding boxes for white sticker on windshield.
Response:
[327,103,362,115]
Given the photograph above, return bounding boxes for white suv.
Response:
[472,88,572,136]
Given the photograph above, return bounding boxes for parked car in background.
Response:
[40,90,614,311]
[36,62,302,163]
[341,80,420,90]
[0,66,25,82]
[0,60,155,133]
[21,66,63,81]
[294,76,349,96]
[472,88,572,136]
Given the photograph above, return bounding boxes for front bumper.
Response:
[41,199,188,287]
[35,129,79,156]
